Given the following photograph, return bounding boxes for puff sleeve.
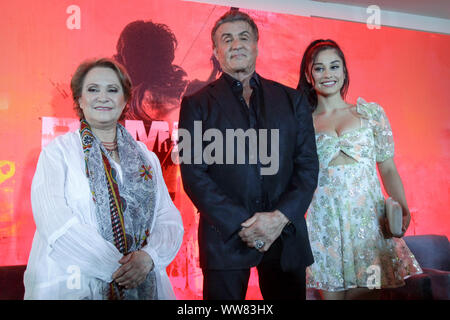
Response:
[357,98,395,162]
[372,103,395,162]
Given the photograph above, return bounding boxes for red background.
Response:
[0,0,449,299]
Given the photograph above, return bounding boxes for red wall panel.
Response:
[0,0,448,299]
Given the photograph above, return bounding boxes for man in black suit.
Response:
[178,10,319,300]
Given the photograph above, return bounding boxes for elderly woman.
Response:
[24,58,184,300]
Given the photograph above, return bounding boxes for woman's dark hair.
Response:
[114,20,188,122]
[70,57,132,120]
[297,39,349,111]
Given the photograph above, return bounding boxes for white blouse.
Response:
[24,130,184,300]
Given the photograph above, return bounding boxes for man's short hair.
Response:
[211,10,259,48]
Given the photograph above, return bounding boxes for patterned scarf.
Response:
[80,119,157,300]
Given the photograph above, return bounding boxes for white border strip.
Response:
[183,0,450,35]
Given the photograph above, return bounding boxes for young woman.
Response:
[297,40,422,300]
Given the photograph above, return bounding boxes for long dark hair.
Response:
[297,39,349,112]
[114,20,188,122]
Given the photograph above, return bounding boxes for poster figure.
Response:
[113,20,222,297]
[114,20,221,199]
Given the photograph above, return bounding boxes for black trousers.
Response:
[202,238,306,300]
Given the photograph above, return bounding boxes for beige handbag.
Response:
[385,197,403,237]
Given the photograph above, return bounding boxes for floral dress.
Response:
[306,97,422,291]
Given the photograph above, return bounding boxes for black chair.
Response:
[404,235,450,300]
[381,234,450,300]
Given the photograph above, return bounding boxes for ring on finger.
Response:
[254,239,265,250]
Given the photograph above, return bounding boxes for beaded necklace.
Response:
[102,141,118,157]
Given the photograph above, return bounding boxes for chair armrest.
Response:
[422,268,450,300]
[381,273,432,300]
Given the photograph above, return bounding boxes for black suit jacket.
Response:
[178,73,319,271]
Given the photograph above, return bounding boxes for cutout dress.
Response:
[306,97,422,291]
